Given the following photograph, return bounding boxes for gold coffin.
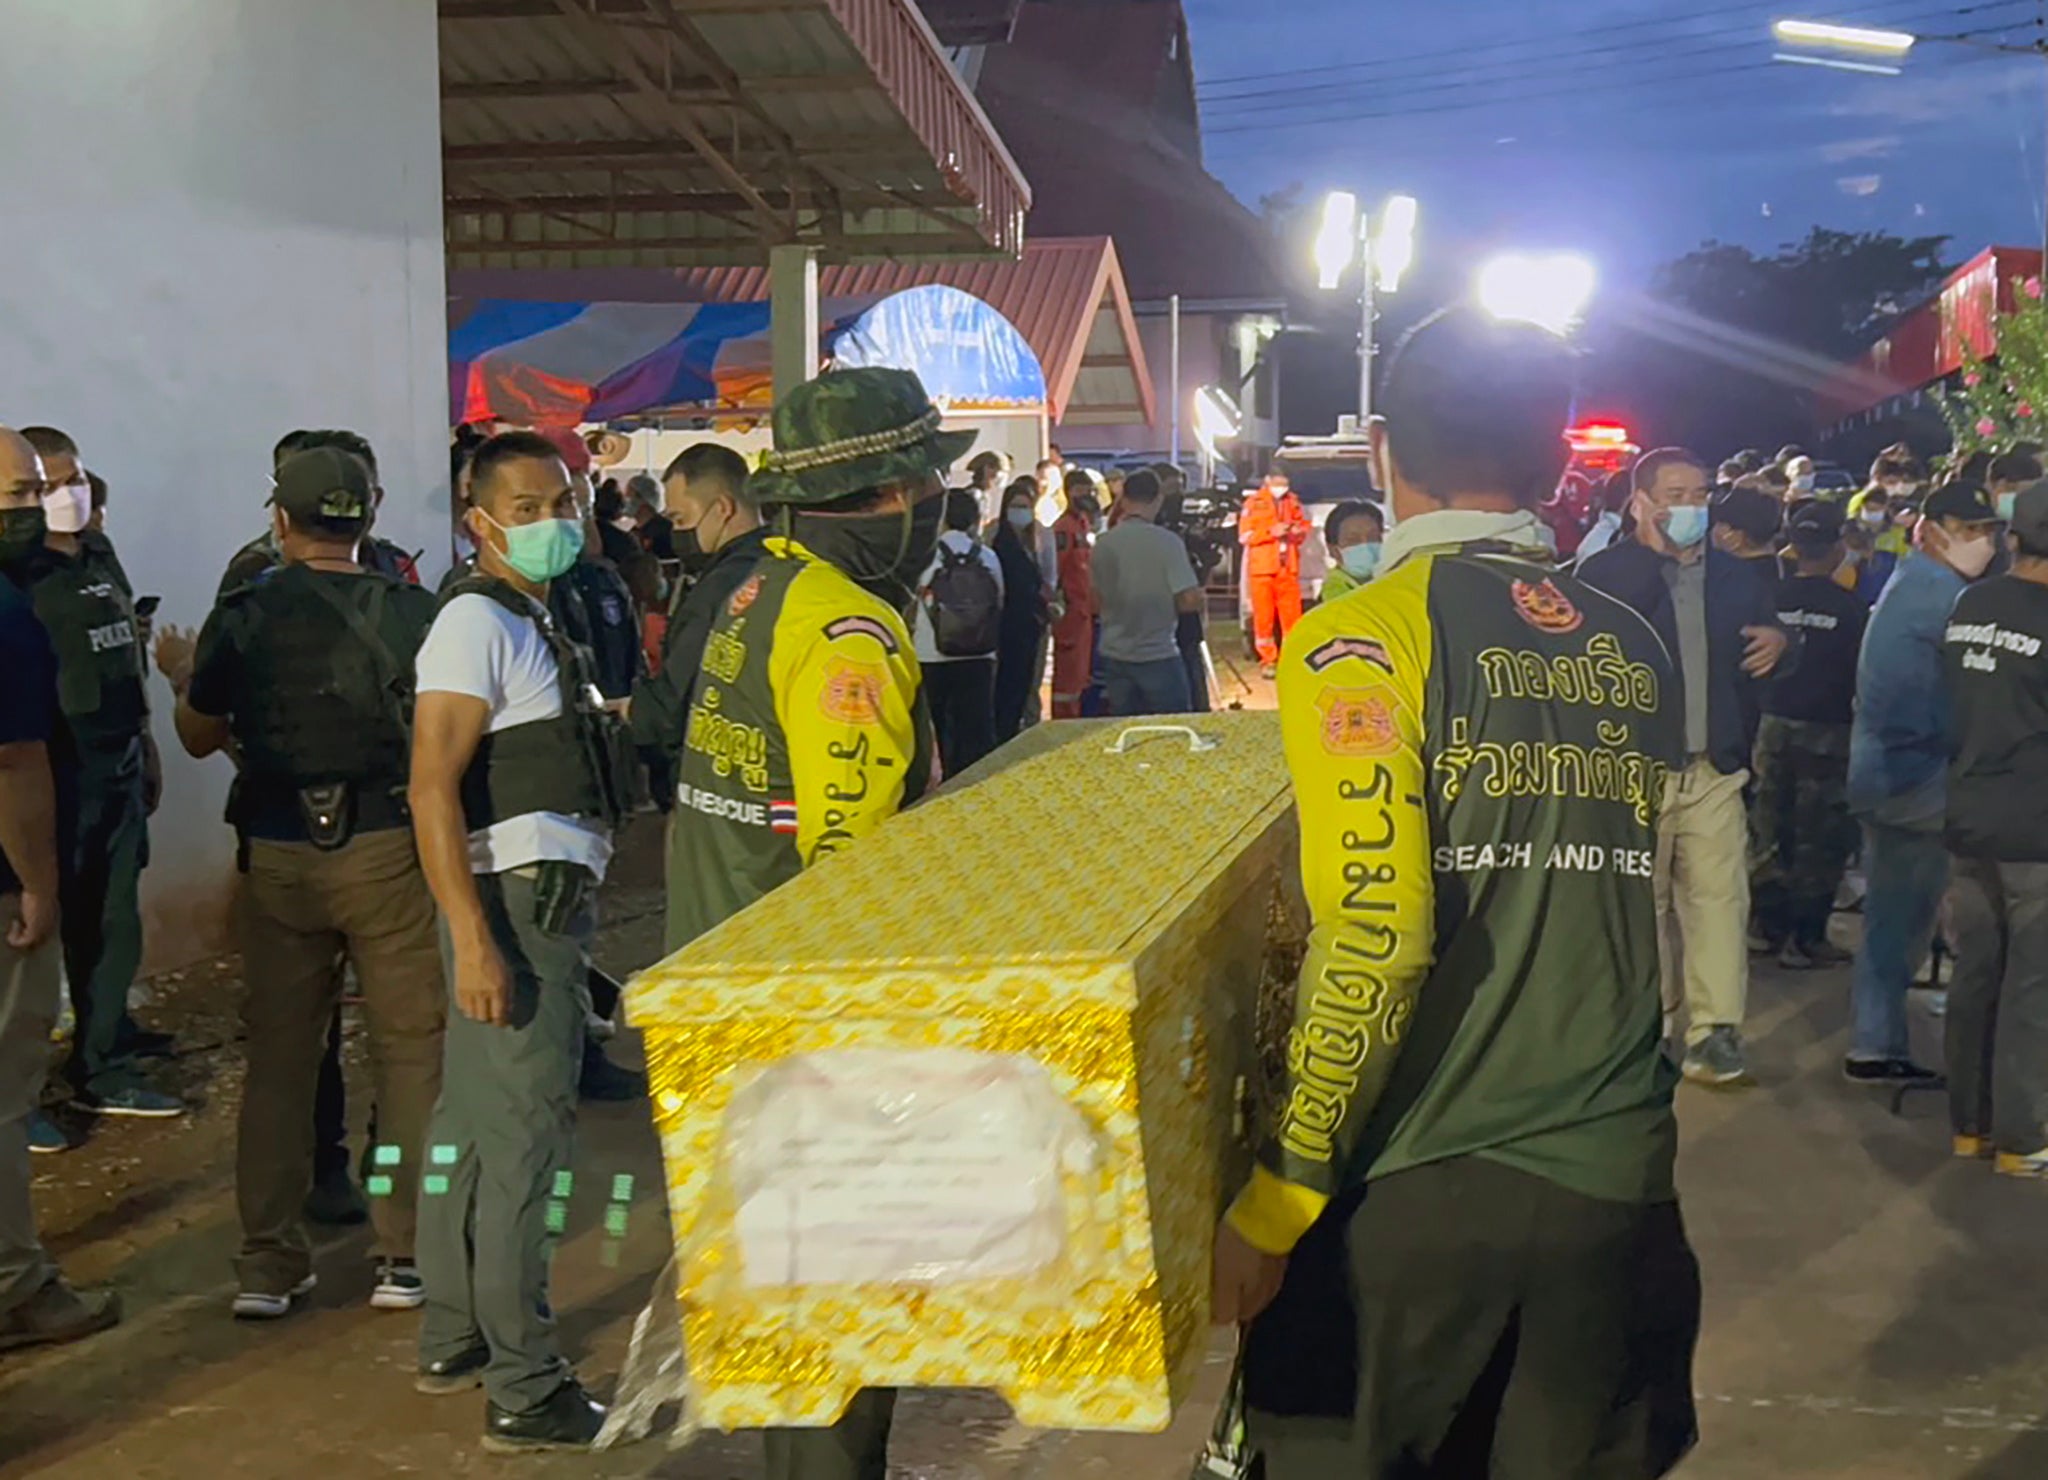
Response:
[628,712,1292,1433]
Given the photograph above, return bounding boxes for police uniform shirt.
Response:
[414,592,614,880]
[1944,574,2048,862]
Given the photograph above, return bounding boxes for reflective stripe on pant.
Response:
[1849,821,1948,1061]
[0,908,59,1317]
[1050,608,1093,720]
[416,870,589,1413]
[235,830,445,1293]
[1654,760,1751,1047]
[1248,571,1303,666]
[1944,857,2048,1149]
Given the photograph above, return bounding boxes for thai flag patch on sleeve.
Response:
[770,800,799,836]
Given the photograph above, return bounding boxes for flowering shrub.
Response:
[1943,276,2048,455]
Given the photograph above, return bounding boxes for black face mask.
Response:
[670,520,712,580]
[0,506,47,569]
[791,495,944,613]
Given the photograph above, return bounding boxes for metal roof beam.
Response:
[442,73,870,102]
[447,189,970,215]
[442,0,806,17]
[443,139,925,167]
[545,0,786,240]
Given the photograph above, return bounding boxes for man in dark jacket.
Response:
[1944,480,2048,1173]
[1580,448,1788,1087]
[628,443,768,791]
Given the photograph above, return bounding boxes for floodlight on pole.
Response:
[1314,191,1359,293]
[1376,195,1420,293]
[1476,252,1598,336]
[1772,18,1916,54]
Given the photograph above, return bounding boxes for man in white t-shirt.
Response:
[1092,468,1201,715]
[408,431,626,1454]
[912,490,1004,775]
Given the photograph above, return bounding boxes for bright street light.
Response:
[1376,195,1420,293]
[1772,18,1916,54]
[1313,191,1359,293]
[1476,253,1598,336]
[1314,190,1421,420]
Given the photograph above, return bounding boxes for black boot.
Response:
[483,1379,606,1454]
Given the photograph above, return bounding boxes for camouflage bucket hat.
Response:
[747,366,976,506]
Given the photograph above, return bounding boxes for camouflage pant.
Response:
[1748,716,1856,948]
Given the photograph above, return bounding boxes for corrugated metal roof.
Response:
[448,236,1152,425]
[439,0,1029,269]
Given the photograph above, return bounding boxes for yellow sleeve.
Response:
[1226,563,1437,1255]
[771,566,924,867]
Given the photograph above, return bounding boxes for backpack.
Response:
[924,542,1001,657]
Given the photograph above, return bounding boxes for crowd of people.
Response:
[6,331,2048,1473]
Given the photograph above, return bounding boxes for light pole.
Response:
[1315,191,1419,424]
[1773,17,2048,264]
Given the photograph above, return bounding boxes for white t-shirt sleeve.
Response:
[415,593,516,705]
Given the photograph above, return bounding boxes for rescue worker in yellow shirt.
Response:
[665,368,951,1480]
[1213,307,1701,1479]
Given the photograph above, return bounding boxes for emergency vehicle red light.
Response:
[1569,422,1632,447]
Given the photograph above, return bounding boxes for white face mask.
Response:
[42,481,91,534]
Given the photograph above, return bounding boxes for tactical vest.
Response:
[26,548,147,755]
[222,567,427,834]
[439,575,629,834]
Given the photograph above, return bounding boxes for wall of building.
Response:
[0,0,449,969]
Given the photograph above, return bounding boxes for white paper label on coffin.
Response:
[724,1048,1099,1288]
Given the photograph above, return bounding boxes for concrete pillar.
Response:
[770,243,820,402]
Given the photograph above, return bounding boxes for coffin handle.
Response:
[1102,724,1220,756]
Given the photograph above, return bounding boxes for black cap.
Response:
[1787,498,1845,545]
[1711,485,1783,544]
[1923,480,2000,526]
[270,446,373,524]
[2011,478,2048,551]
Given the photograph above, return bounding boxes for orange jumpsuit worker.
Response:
[1050,471,1099,718]
[1240,470,1310,676]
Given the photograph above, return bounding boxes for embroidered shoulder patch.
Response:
[824,614,901,654]
[727,574,764,617]
[1315,685,1403,757]
[819,658,887,724]
[1304,635,1395,675]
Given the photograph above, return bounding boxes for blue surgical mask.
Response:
[1340,542,1381,580]
[480,509,584,582]
[1999,491,2020,522]
[1662,505,1709,550]
[1006,506,1035,529]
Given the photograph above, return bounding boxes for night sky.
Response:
[1189,0,2048,283]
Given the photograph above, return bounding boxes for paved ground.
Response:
[6,800,2046,1476]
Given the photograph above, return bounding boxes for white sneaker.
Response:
[232,1274,316,1320]
[371,1261,425,1312]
